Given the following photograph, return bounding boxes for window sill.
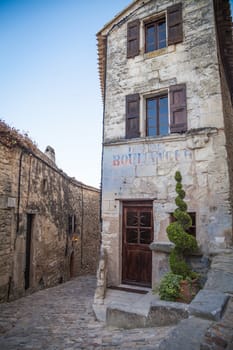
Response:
[104,128,218,147]
[104,133,186,146]
[143,44,175,59]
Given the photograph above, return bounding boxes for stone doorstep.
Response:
[106,293,189,329]
[105,289,229,329]
[94,251,233,331]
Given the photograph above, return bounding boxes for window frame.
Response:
[145,93,169,137]
[144,16,167,53]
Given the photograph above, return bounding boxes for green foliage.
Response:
[175,197,187,211]
[166,171,198,280]
[175,171,182,182]
[169,249,192,278]
[158,272,183,301]
[173,209,192,230]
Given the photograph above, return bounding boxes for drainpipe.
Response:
[80,185,84,268]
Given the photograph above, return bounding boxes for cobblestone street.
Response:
[0,275,173,350]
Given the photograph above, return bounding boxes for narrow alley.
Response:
[0,275,172,350]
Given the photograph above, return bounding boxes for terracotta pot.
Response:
[177,278,200,303]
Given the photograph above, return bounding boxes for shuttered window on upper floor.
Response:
[126,3,183,58]
[145,17,166,52]
[125,83,187,139]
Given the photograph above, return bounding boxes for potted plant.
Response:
[159,171,200,303]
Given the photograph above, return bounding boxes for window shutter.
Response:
[126,94,140,138]
[127,20,140,58]
[170,84,187,133]
[167,3,183,45]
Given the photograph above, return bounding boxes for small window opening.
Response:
[68,214,77,235]
[170,212,196,237]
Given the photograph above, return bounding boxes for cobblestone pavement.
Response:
[0,275,174,350]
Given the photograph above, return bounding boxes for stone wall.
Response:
[218,59,233,247]
[0,130,100,302]
[99,0,233,287]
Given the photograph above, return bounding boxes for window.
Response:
[127,3,183,58]
[146,94,168,136]
[145,18,166,53]
[170,212,196,237]
[125,83,187,139]
[68,214,77,235]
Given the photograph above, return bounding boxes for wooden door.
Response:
[25,214,34,290]
[122,202,153,287]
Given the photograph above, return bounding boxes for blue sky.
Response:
[0,0,131,188]
[0,0,233,188]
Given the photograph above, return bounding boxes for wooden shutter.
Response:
[167,3,183,45]
[170,84,187,133]
[127,20,140,58]
[126,94,140,138]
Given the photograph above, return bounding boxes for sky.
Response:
[0,0,131,188]
[0,0,233,189]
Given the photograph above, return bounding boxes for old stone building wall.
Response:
[214,0,233,232]
[0,123,100,302]
[97,0,233,288]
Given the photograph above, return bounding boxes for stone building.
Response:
[0,121,100,302]
[96,0,233,291]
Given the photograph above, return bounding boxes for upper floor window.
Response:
[145,18,166,53]
[127,3,183,58]
[126,83,187,139]
[146,95,168,136]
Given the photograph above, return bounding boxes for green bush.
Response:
[159,272,183,301]
[166,171,198,279]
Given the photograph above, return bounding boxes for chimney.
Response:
[45,146,56,163]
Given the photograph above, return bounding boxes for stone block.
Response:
[146,300,189,327]
[189,289,229,321]
[106,303,147,329]
[205,270,233,294]
[150,241,174,253]
[158,317,212,350]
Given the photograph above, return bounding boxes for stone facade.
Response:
[0,122,100,302]
[97,0,233,289]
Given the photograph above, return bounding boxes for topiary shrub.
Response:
[166,171,198,279]
[158,171,200,302]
